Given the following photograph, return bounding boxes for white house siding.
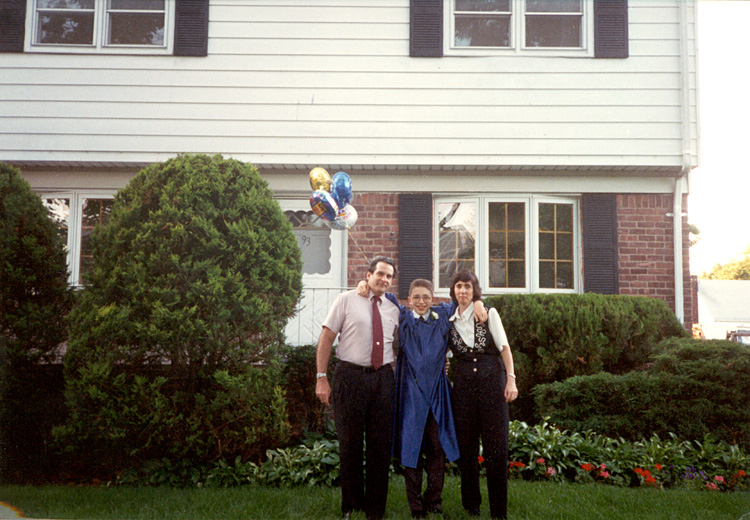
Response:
[0,0,698,173]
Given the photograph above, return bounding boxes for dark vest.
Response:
[449,321,499,359]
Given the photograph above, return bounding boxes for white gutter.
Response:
[672,0,697,324]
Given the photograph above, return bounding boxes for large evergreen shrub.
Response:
[533,338,750,449]
[55,155,302,477]
[0,162,73,482]
[484,293,688,423]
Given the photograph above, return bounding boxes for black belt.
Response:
[453,352,499,363]
[338,360,392,373]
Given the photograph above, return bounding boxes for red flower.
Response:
[581,463,595,472]
[634,468,644,475]
[509,461,526,469]
[536,457,545,465]
[478,455,485,464]
[738,470,747,477]
[655,463,662,471]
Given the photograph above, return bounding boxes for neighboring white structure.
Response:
[1,0,699,345]
[697,279,750,340]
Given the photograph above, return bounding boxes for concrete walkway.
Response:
[0,502,23,519]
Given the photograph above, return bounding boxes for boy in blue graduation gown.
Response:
[362,279,485,518]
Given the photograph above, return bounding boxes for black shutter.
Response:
[594,0,629,58]
[0,0,26,53]
[398,193,433,298]
[582,193,619,294]
[410,0,443,57]
[174,0,209,57]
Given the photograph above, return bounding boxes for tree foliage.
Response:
[702,246,750,280]
[64,154,302,379]
[0,162,73,482]
[56,155,302,476]
[0,162,72,364]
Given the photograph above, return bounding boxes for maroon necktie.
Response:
[371,296,383,370]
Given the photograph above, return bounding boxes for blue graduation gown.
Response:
[385,293,460,468]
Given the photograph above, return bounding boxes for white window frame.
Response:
[25,0,174,55]
[445,0,595,57]
[433,194,582,296]
[39,190,116,286]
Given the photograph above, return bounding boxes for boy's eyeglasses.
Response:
[410,295,433,301]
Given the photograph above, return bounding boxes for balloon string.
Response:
[347,229,370,264]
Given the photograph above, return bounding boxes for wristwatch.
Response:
[316,372,327,379]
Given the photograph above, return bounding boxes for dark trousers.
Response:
[451,356,509,520]
[333,361,395,520]
[403,411,446,516]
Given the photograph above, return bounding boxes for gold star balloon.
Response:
[309,167,332,192]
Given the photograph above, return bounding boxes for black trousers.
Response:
[333,361,395,520]
[451,355,509,520]
[403,411,446,516]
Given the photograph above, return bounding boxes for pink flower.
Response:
[706,482,718,490]
[599,463,607,470]
[536,457,545,464]
[546,467,556,476]
[600,471,610,479]
[714,475,725,483]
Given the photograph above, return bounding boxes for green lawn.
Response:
[1,478,749,520]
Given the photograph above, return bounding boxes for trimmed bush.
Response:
[484,293,687,422]
[0,163,73,483]
[56,154,302,478]
[534,338,750,449]
[276,345,334,441]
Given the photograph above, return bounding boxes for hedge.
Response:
[534,338,750,449]
[484,293,688,423]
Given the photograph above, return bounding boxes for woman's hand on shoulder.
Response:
[356,280,369,297]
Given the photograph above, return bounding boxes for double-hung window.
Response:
[29,0,173,54]
[449,0,592,55]
[435,195,581,293]
[40,191,115,286]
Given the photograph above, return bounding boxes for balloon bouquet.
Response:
[309,167,358,230]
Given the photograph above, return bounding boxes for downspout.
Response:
[673,0,696,324]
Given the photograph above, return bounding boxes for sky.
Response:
[688,0,750,274]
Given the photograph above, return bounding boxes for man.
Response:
[315,257,400,520]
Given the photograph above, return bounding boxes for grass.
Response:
[1,477,749,520]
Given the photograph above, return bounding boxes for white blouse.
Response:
[449,305,509,354]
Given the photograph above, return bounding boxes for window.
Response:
[435,195,581,293]
[29,0,173,54]
[41,191,115,285]
[449,0,592,55]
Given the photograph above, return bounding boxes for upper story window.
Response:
[448,0,593,56]
[28,0,174,54]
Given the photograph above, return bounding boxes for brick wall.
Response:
[346,193,400,287]
[345,192,694,328]
[617,193,693,328]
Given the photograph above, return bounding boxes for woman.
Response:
[448,270,518,520]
